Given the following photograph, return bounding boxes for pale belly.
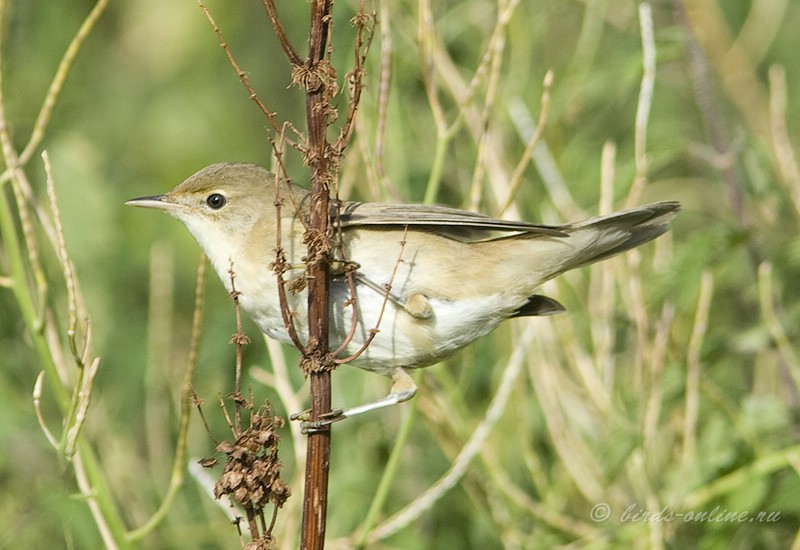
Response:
[217,227,525,373]
[244,276,514,374]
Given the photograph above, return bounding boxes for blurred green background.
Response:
[1,0,799,548]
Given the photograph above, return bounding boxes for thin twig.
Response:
[192,392,218,446]
[328,203,364,358]
[227,264,251,435]
[262,0,302,66]
[334,226,409,364]
[64,357,100,462]
[271,170,306,351]
[269,123,307,353]
[421,0,523,207]
[498,70,553,216]
[196,0,302,149]
[333,5,377,154]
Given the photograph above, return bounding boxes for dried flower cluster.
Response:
[203,405,290,517]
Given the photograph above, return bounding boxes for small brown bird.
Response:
[128,163,679,422]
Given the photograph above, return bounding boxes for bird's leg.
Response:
[353,273,433,319]
[291,368,418,433]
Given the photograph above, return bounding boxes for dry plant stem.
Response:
[301,1,335,548]
[468,0,522,210]
[417,0,450,206]
[228,264,250,434]
[43,151,97,460]
[271,129,311,356]
[328,261,361,357]
[32,372,58,446]
[768,65,800,217]
[507,100,582,220]
[625,2,655,208]
[419,0,521,206]
[588,141,617,385]
[422,0,530,214]
[529,321,606,504]
[682,270,713,469]
[498,70,553,216]
[272,229,304,351]
[127,256,206,542]
[467,20,504,209]
[365,325,537,544]
[44,152,80,351]
[270,166,307,350]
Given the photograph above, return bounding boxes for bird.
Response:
[128,163,679,424]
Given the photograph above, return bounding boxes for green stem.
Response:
[0,184,67,403]
[0,182,133,548]
[423,134,450,205]
[76,440,136,549]
[127,258,206,541]
[684,444,800,510]
[356,403,417,548]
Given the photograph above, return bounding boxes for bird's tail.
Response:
[500,201,680,295]
[553,201,680,274]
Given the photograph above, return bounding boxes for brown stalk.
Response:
[200,0,375,545]
[299,1,335,547]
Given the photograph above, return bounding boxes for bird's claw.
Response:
[290,408,345,434]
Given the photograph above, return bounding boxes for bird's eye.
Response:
[206,193,226,209]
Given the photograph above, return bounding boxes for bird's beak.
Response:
[125,195,176,211]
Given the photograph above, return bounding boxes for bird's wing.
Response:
[334,201,569,241]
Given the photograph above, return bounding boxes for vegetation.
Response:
[1,0,798,548]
